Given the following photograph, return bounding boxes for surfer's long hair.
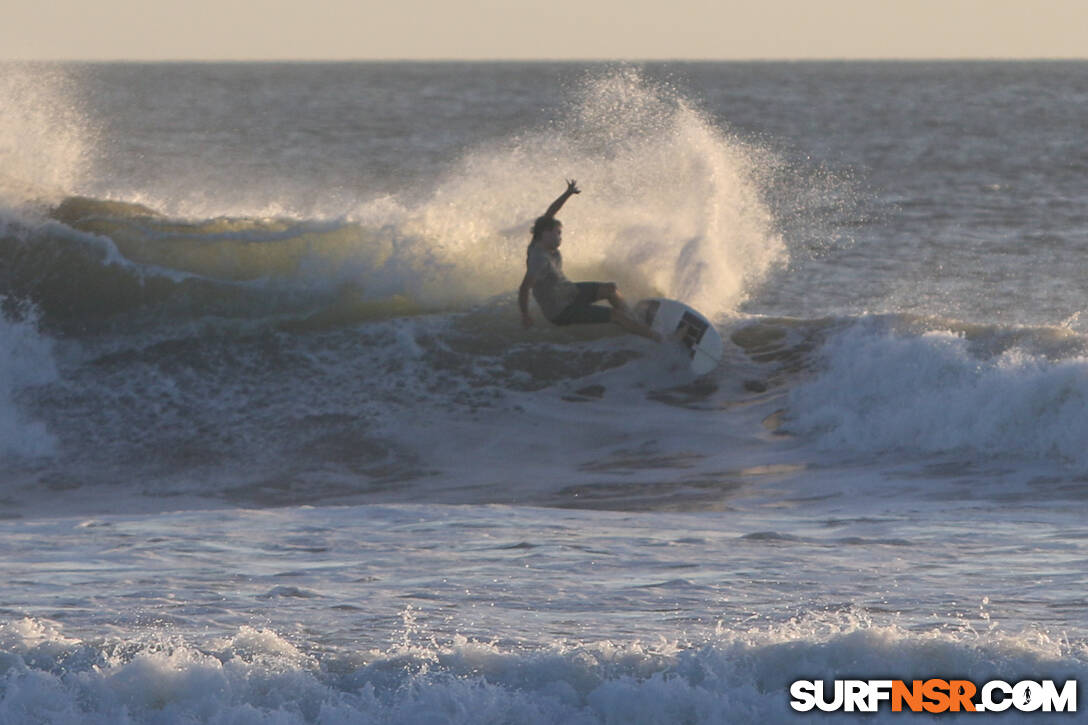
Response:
[529,216,561,248]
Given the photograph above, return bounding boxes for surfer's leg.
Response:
[600,284,662,341]
[598,283,635,317]
[609,308,663,341]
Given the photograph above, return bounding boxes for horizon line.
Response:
[4,56,1087,64]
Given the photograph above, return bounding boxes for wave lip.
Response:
[0,197,418,331]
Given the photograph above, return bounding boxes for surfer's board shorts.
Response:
[551,282,613,326]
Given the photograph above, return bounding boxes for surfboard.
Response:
[634,298,723,375]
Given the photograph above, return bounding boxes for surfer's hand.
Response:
[522,314,534,329]
[565,179,580,195]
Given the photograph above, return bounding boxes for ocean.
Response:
[1,60,1086,723]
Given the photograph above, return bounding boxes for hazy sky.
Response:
[5,0,1087,61]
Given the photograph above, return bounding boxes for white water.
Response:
[788,317,1088,469]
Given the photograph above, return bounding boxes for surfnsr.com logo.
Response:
[790,679,1077,713]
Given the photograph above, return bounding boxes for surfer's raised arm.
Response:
[543,179,580,219]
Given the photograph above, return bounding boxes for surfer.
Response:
[519,180,663,341]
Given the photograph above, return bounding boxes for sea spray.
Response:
[0,64,93,206]
[349,67,787,318]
